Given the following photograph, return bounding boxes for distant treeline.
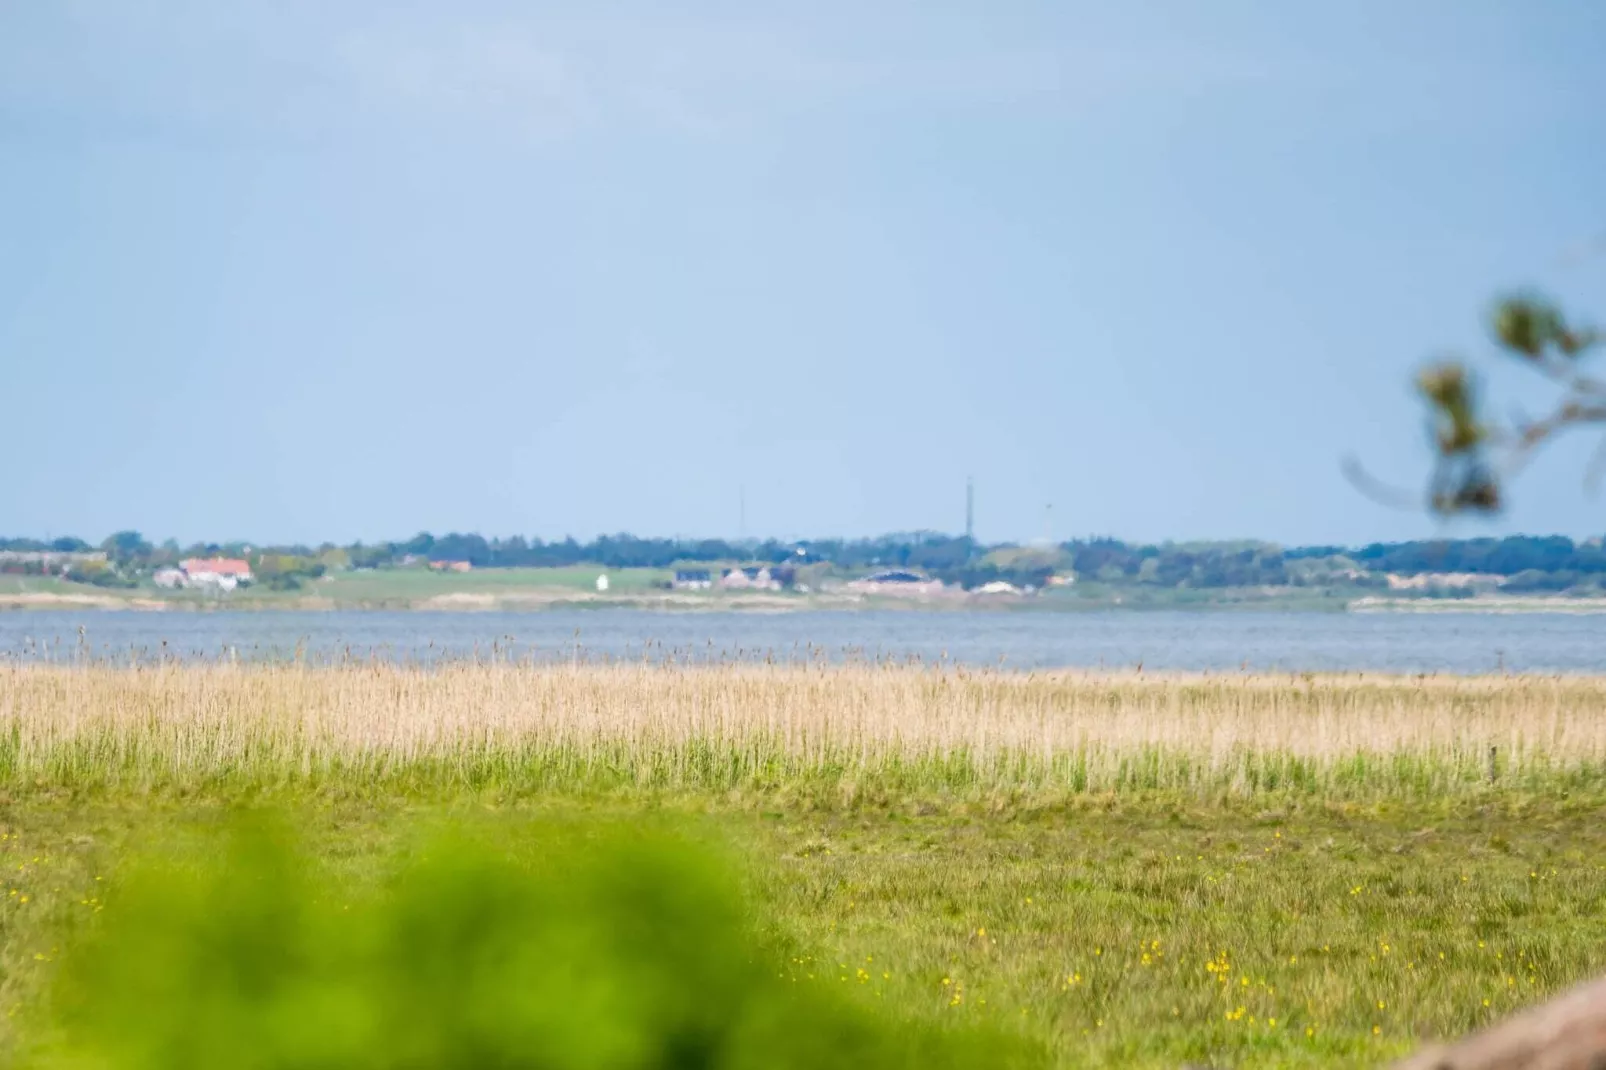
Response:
[3,531,1604,592]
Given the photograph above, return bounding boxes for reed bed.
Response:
[2,663,1605,798]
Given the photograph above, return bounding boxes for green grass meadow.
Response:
[4,790,1604,1068]
[317,565,676,598]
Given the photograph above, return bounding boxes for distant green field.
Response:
[287,571,1358,611]
[0,566,696,609]
[0,576,70,595]
[312,565,675,599]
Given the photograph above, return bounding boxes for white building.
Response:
[179,558,254,591]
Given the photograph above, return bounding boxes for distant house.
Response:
[429,560,473,573]
[180,557,253,591]
[672,569,713,590]
[152,568,185,589]
[721,567,773,591]
[720,566,795,592]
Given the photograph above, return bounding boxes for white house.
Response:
[180,558,254,591]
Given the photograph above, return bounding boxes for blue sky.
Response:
[2,2,1604,547]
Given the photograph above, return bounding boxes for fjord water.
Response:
[4,609,1606,673]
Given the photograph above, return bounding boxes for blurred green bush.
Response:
[36,819,1040,1070]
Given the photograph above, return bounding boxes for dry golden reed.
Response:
[1,663,1604,797]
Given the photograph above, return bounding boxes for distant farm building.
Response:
[180,558,254,591]
[672,569,713,590]
[720,566,795,591]
[721,567,780,591]
[845,569,947,597]
[429,560,473,573]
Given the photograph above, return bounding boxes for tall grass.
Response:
[2,664,1604,798]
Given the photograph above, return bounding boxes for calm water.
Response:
[2,609,1605,674]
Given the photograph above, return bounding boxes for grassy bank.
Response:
[2,666,1605,1067]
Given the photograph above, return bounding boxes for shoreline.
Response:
[5,590,1606,613]
[1349,595,1606,614]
